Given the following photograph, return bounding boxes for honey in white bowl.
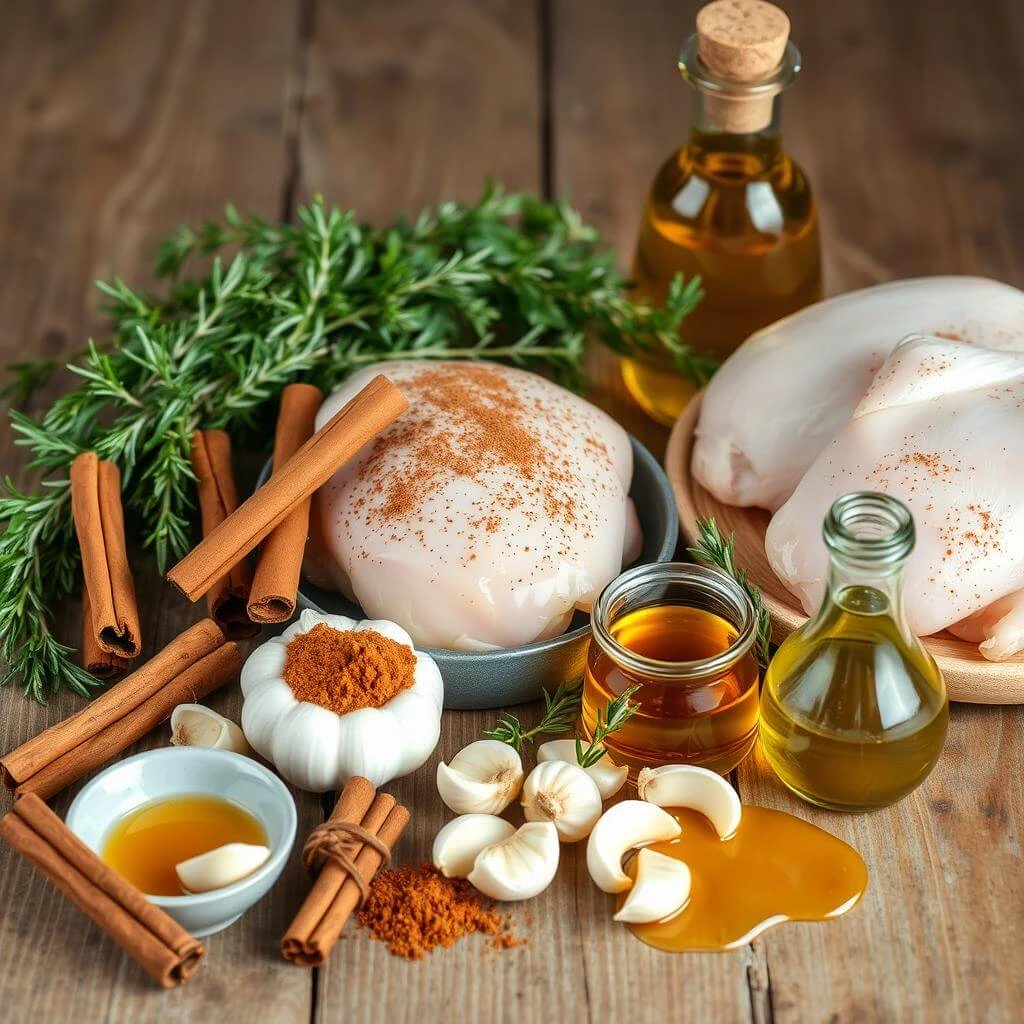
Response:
[103,795,268,897]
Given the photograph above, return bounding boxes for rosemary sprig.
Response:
[1,183,711,701]
[483,681,583,753]
[687,516,772,668]
[575,684,642,769]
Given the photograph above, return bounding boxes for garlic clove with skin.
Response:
[467,821,560,901]
[587,800,682,893]
[521,760,603,843]
[170,704,251,755]
[175,843,271,893]
[637,764,742,840]
[432,814,516,879]
[536,739,628,800]
[613,849,692,924]
[436,740,524,815]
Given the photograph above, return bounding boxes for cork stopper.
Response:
[694,0,791,133]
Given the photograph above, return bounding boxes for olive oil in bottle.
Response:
[625,0,822,425]
[760,493,949,812]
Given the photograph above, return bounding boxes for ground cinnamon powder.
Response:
[284,624,416,714]
[357,864,524,959]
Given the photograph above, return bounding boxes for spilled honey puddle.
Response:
[624,806,867,951]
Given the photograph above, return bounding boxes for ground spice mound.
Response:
[284,624,416,714]
[357,864,524,959]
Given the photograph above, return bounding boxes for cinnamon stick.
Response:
[281,779,410,966]
[190,429,260,640]
[248,383,324,623]
[1,619,241,801]
[168,375,407,604]
[82,590,130,679]
[0,794,204,987]
[71,453,141,658]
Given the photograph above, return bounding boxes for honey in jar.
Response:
[624,0,822,425]
[760,493,949,812]
[581,563,759,778]
[103,794,268,896]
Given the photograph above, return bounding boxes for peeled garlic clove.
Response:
[170,704,251,756]
[586,800,682,893]
[436,739,524,815]
[432,814,516,879]
[613,849,691,924]
[175,843,271,893]
[467,821,560,901]
[637,764,742,840]
[536,739,628,800]
[521,760,603,843]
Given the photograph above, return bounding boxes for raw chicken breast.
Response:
[766,336,1024,658]
[693,277,1024,511]
[304,361,641,650]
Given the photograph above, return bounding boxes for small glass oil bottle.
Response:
[581,562,760,778]
[624,0,822,425]
[760,493,949,812]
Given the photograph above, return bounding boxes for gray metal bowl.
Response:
[258,437,677,709]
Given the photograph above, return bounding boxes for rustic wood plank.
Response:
[0,2,317,1019]
[294,4,594,1020]
[736,3,1024,1021]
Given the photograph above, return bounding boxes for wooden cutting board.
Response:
[666,392,1024,704]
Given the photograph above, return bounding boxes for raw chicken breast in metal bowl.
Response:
[303,361,641,651]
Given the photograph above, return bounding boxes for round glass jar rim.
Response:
[678,35,802,100]
[824,492,915,567]
[591,562,758,681]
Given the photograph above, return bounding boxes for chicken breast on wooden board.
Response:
[766,336,1024,659]
[304,361,641,651]
[693,277,1024,511]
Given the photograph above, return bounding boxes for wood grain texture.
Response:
[0,2,318,1020]
[0,0,1022,1021]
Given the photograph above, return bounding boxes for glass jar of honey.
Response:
[581,562,760,778]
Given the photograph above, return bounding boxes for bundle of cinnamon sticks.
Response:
[0,794,204,987]
[282,776,410,966]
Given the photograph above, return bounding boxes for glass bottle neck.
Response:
[818,553,911,634]
[684,90,786,180]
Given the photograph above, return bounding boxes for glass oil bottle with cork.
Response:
[760,493,949,812]
[624,0,822,425]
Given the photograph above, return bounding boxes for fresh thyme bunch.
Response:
[1,183,709,702]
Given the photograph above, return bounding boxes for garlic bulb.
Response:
[467,821,560,901]
[432,814,516,879]
[637,764,742,840]
[239,609,443,791]
[175,843,271,893]
[521,760,603,842]
[613,849,691,924]
[587,800,682,893]
[436,740,524,815]
[170,704,250,755]
[536,739,627,800]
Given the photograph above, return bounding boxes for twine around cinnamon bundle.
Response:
[282,776,410,966]
[301,819,392,905]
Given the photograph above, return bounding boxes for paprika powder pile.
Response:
[284,623,417,714]
[357,864,525,959]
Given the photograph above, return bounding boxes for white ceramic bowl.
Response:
[66,747,297,937]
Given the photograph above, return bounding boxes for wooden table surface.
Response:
[1,2,1022,1021]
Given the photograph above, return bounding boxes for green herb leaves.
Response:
[1,183,708,701]
[574,684,641,768]
[687,516,772,668]
[483,681,583,753]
